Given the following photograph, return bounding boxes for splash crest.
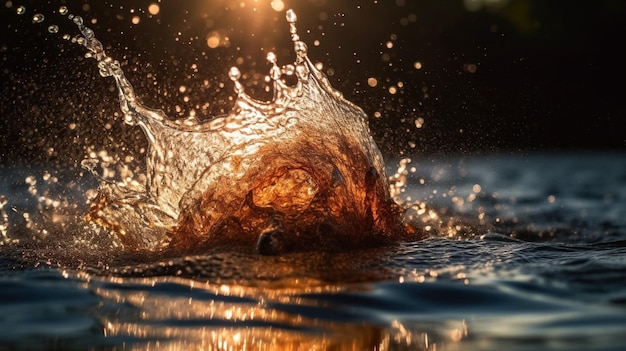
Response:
[71,9,411,254]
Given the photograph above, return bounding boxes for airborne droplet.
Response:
[294,41,308,59]
[228,66,243,94]
[32,13,45,24]
[285,9,297,24]
[228,66,241,81]
[266,52,277,64]
[72,16,83,26]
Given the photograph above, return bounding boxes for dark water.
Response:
[1,151,625,350]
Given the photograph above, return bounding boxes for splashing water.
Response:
[4,5,626,351]
[61,9,417,254]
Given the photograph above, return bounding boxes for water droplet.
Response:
[228,67,244,94]
[59,6,68,16]
[266,52,281,80]
[228,67,241,81]
[32,13,45,24]
[285,9,297,24]
[82,27,94,39]
[270,66,281,80]
[266,52,277,64]
[282,64,295,76]
[47,25,59,34]
[15,6,25,15]
[147,3,160,16]
[270,0,285,12]
[294,41,308,58]
[206,31,221,49]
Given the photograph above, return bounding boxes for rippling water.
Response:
[1,151,625,350]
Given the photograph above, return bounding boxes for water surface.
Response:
[1,152,625,350]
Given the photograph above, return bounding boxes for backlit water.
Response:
[1,1,625,350]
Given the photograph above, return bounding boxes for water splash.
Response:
[62,9,413,254]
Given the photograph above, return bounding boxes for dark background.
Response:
[1,0,625,167]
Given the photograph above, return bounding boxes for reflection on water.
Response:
[94,276,385,350]
[2,153,626,350]
[5,226,626,351]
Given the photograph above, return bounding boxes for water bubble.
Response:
[59,6,68,15]
[47,25,59,34]
[32,13,45,23]
[15,5,25,15]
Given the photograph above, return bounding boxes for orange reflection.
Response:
[91,274,469,350]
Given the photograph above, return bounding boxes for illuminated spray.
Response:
[11,5,428,253]
[75,8,417,253]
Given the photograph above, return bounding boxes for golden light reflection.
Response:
[90,274,471,350]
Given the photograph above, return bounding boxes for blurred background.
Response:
[1,0,625,167]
